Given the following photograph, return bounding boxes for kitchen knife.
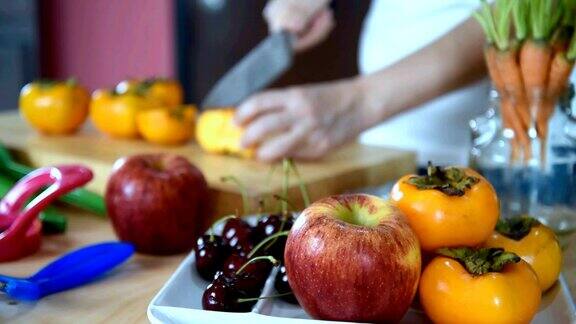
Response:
[201,32,294,109]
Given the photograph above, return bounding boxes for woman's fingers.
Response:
[291,129,335,160]
[234,90,286,126]
[264,0,311,34]
[241,112,293,147]
[263,0,331,52]
[293,8,335,52]
[256,121,314,161]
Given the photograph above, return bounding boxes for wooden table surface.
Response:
[0,211,574,324]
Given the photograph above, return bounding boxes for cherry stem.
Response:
[273,194,296,209]
[248,230,290,259]
[281,159,290,215]
[235,255,278,276]
[288,159,310,207]
[208,214,237,241]
[237,292,294,303]
[221,175,251,215]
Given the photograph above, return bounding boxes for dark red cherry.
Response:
[201,273,254,312]
[233,241,254,257]
[222,218,253,250]
[232,263,273,296]
[253,214,294,260]
[253,213,282,243]
[222,254,275,296]
[274,263,298,304]
[222,253,248,277]
[194,235,228,281]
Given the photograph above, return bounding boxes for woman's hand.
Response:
[263,0,334,52]
[237,16,487,162]
[234,79,382,161]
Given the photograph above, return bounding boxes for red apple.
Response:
[106,154,210,255]
[284,193,421,323]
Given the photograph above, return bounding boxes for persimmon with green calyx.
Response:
[420,247,541,324]
[20,78,89,135]
[136,105,197,145]
[391,162,499,251]
[485,216,563,291]
[115,78,183,107]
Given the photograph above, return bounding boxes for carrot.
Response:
[520,40,552,123]
[537,25,576,147]
[522,0,563,137]
[486,47,520,160]
[495,48,531,132]
[485,45,505,91]
[475,0,529,163]
[546,52,573,100]
[500,97,521,161]
[502,96,532,161]
[550,28,571,53]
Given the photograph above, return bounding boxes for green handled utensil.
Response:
[0,174,67,234]
[0,144,106,216]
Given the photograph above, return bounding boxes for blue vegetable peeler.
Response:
[0,241,134,301]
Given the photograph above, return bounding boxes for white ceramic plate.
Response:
[148,215,576,323]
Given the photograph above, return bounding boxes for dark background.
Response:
[176,0,371,103]
[0,0,370,108]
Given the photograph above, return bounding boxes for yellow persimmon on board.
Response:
[485,216,563,291]
[137,105,197,146]
[196,108,254,158]
[20,79,89,135]
[115,78,183,107]
[90,89,156,139]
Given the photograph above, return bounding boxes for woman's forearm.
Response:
[353,16,487,128]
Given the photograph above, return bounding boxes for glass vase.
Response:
[470,88,576,232]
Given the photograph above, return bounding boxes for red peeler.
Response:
[0,165,93,262]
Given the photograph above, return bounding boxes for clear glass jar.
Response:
[470,87,576,232]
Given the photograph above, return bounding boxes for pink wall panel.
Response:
[42,0,174,91]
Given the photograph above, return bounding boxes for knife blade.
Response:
[201,32,294,109]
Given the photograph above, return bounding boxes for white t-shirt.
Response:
[358,0,489,166]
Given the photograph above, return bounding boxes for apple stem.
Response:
[237,292,294,303]
[248,230,290,259]
[208,214,238,241]
[221,175,251,215]
[235,255,279,276]
[288,159,310,208]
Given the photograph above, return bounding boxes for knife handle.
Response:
[25,242,134,301]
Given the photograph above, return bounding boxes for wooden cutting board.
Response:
[0,112,416,217]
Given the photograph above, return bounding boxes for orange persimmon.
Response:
[196,108,253,158]
[20,79,89,135]
[420,247,541,324]
[116,78,183,107]
[391,163,499,251]
[137,105,197,145]
[90,89,155,139]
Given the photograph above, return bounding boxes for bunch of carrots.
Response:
[474,0,576,164]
